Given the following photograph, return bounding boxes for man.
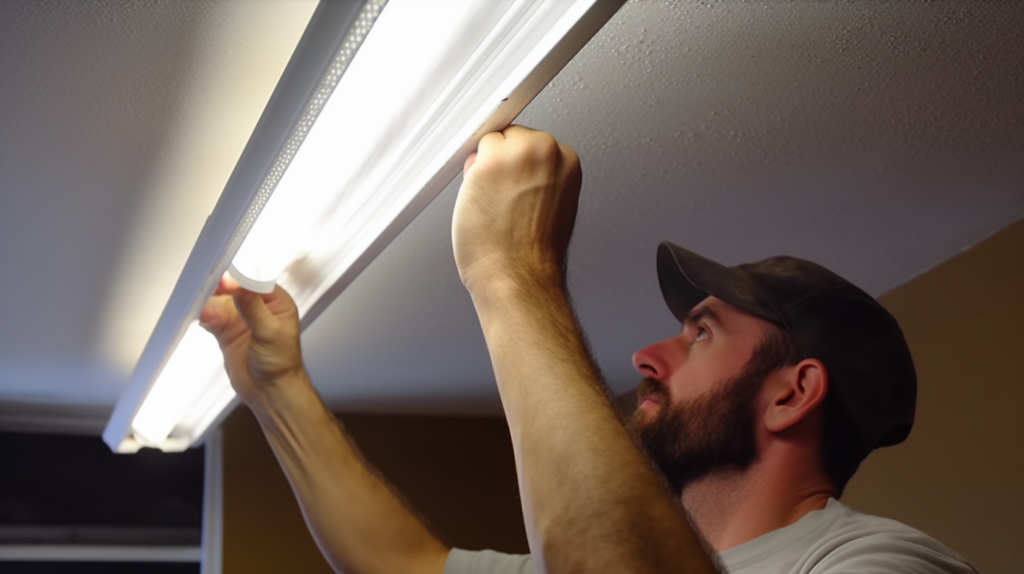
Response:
[200,126,975,573]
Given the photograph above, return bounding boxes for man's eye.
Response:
[695,327,709,342]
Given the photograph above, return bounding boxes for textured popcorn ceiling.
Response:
[0,1,1022,430]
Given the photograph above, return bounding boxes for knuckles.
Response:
[478,128,567,173]
[515,132,562,168]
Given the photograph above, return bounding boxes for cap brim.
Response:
[657,242,780,325]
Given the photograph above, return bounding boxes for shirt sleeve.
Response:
[810,535,979,574]
[444,548,535,574]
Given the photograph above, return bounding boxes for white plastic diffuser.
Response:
[104,0,624,453]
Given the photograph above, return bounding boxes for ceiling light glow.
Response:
[129,322,224,446]
[104,0,624,453]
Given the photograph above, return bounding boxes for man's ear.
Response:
[764,359,828,434]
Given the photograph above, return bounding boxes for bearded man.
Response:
[201,126,976,573]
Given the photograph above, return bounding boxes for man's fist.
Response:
[199,276,306,406]
[452,126,582,295]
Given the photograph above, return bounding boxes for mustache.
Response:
[636,377,669,403]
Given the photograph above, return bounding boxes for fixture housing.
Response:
[104,0,625,453]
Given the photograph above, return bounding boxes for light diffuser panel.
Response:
[104,0,624,453]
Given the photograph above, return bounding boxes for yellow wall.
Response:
[222,408,335,574]
[844,218,1024,574]
[222,408,527,574]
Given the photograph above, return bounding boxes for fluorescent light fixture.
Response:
[104,0,624,453]
[129,322,224,445]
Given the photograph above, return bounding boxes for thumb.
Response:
[231,287,275,338]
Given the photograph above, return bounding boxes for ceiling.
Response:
[1,1,1022,433]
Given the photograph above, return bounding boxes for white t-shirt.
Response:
[444,499,976,573]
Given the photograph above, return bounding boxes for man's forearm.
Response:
[247,374,448,574]
[471,275,719,574]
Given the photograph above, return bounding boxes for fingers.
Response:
[258,283,300,317]
[200,272,298,341]
[231,287,275,338]
[502,124,538,137]
[476,130,507,162]
[212,274,240,296]
[234,283,299,334]
[471,125,580,192]
[201,275,244,341]
[199,293,240,344]
[474,126,564,172]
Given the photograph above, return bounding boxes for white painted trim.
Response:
[0,403,109,436]
[201,429,224,574]
[0,545,200,562]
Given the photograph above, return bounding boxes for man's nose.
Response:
[632,341,669,380]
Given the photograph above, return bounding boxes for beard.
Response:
[627,361,767,496]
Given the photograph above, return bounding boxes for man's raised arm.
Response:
[200,278,448,574]
[452,126,720,573]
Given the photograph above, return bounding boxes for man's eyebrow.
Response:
[684,306,721,329]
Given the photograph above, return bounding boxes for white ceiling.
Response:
[1,1,1022,432]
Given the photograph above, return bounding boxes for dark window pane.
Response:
[0,432,204,529]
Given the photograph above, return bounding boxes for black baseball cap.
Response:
[656,241,917,454]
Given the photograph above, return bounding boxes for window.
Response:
[0,431,221,573]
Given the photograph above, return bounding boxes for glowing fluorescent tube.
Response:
[104,0,624,453]
[230,0,625,315]
[129,322,224,445]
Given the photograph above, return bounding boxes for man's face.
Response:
[627,297,773,494]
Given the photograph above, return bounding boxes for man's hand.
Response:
[200,276,448,574]
[452,126,582,295]
[456,127,718,573]
[198,275,306,405]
